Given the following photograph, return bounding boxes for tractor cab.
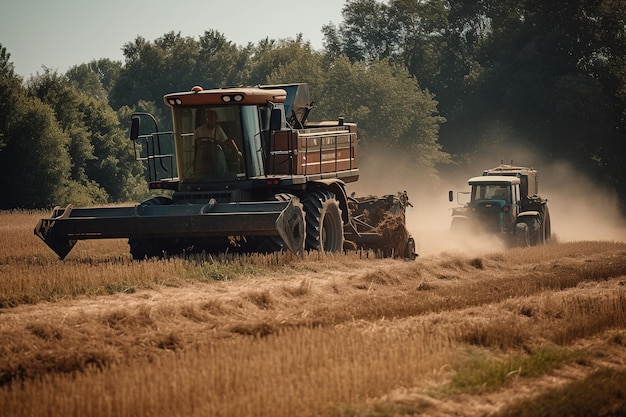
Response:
[466,176,521,233]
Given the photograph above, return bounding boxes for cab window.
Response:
[172,106,245,182]
[473,184,511,202]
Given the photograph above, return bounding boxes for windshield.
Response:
[172,105,246,182]
[473,184,511,202]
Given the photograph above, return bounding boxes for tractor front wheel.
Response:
[515,217,541,247]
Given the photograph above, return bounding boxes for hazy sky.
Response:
[0,0,345,78]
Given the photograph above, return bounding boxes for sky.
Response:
[0,0,345,78]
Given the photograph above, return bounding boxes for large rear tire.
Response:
[302,191,343,253]
[543,206,552,243]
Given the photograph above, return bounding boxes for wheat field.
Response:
[1,210,626,416]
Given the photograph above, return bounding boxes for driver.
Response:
[194,109,228,142]
[193,109,242,175]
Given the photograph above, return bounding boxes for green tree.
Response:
[78,93,145,202]
[28,70,98,185]
[0,44,18,153]
[29,70,145,203]
[259,36,325,91]
[66,63,109,100]
[322,0,395,62]
[110,31,249,114]
[87,58,123,94]
[0,45,70,208]
[111,35,171,110]
[323,0,452,91]
[448,0,625,167]
[2,97,72,208]
[316,56,449,182]
[196,30,251,87]
[247,35,318,85]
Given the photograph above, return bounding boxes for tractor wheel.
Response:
[514,221,530,247]
[543,206,552,243]
[515,217,541,247]
[302,191,343,252]
[535,206,552,245]
[527,217,541,246]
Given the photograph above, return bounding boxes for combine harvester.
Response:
[35,83,416,260]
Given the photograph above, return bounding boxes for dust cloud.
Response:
[540,161,626,242]
[347,145,626,257]
[346,148,508,257]
[404,189,509,257]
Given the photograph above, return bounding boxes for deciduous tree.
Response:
[0,46,69,208]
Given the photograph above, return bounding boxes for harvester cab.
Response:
[35,83,417,260]
[131,83,333,190]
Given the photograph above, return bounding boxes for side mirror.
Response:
[448,190,454,202]
[130,116,140,141]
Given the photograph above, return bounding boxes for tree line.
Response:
[1,0,624,212]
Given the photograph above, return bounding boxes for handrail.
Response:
[134,131,176,182]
